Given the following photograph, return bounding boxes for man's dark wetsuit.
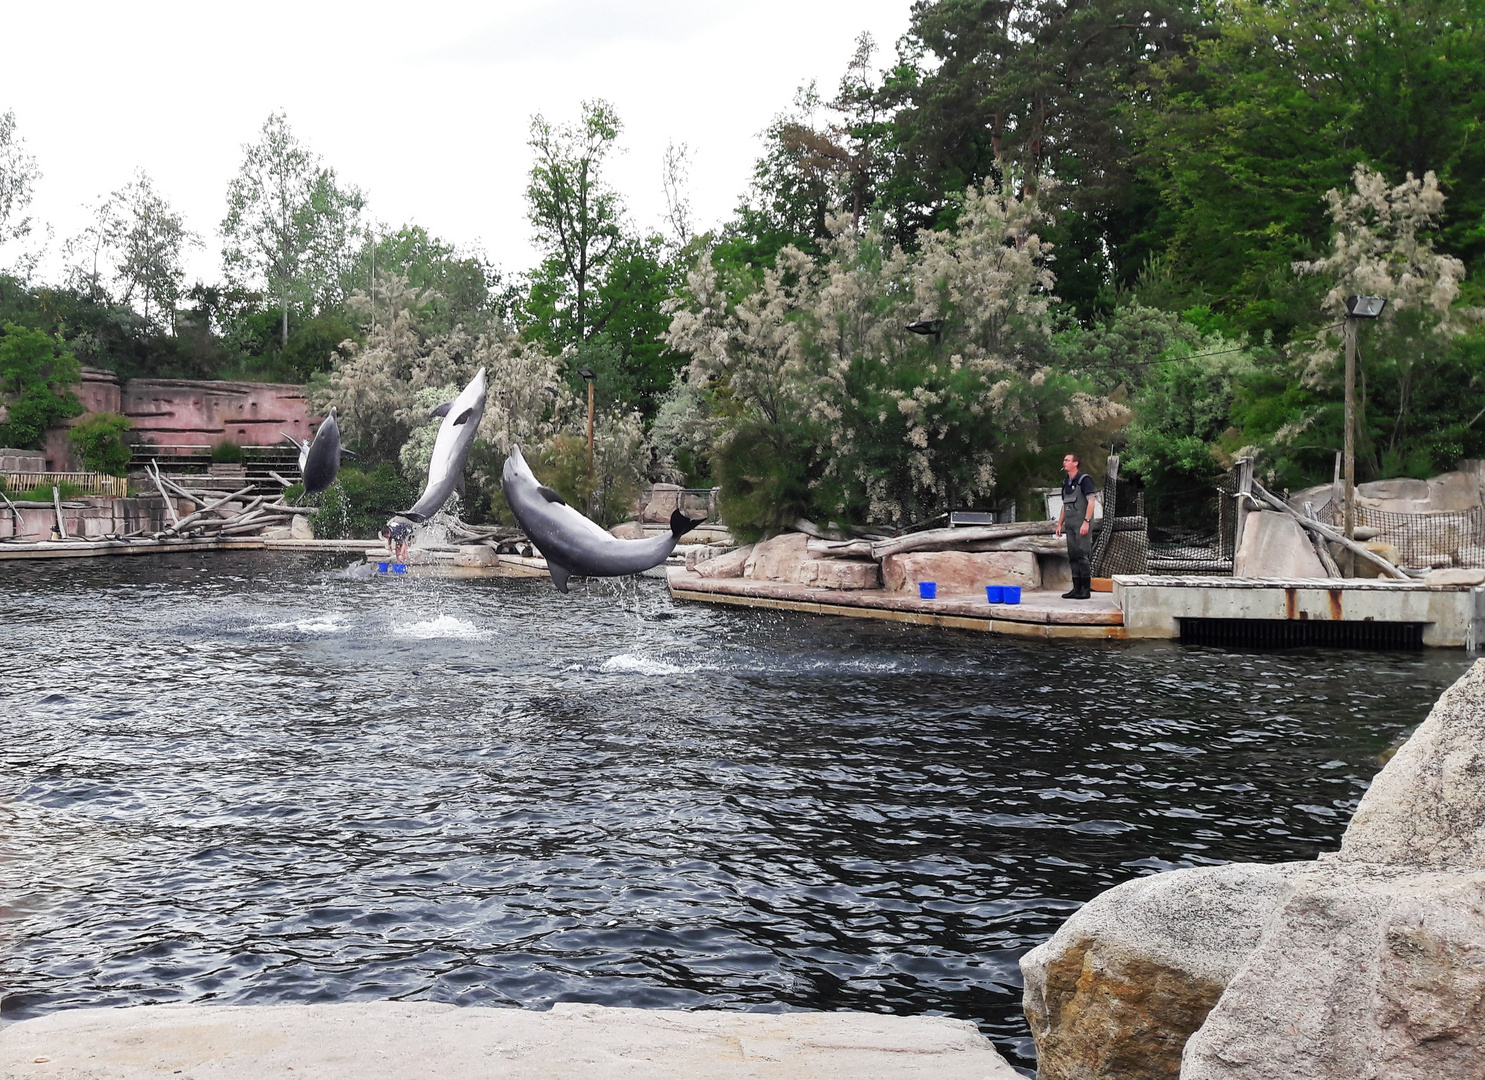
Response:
[1061,469,1098,584]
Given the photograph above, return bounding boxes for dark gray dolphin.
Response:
[501,443,705,593]
[400,367,488,524]
[293,409,350,496]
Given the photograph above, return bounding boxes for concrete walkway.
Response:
[668,569,1125,639]
[0,1002,1019,1079]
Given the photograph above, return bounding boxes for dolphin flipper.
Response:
[537,485,567,505]
[453,407,476,426]
[548,560,573,594]
[429,401,454,418]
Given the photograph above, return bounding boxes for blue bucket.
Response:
[1002,585,1022,604]
[986,585,1004,604]
[919,581,937,600]
[391,563,408,574]
[377,561,389,573]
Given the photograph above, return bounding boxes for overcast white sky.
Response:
[2,0,912,287]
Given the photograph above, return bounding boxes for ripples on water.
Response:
[0,553,1470,1070]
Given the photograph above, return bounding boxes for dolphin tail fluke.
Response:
[670,509,706,539]
[548,560,573,594]
[399,511,428,524]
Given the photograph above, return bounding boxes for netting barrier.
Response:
[1312,500,1485,570]
[1091,471,1240,577]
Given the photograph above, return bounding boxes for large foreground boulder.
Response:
[1022,658,1485,1079]
[1021,863,1298,1080]
[1182,866,1485,1079]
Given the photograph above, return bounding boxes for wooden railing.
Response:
[3,472,130,498]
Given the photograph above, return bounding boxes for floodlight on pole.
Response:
[1340,296,1387,575]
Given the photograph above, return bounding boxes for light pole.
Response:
[1342,295,1386,574]
[579,368,596,483]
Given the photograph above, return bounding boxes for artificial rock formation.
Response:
[881,550,1040,593]
[743,533,879,589]
[1022,658,1485,1080]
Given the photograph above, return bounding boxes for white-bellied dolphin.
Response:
[401,367,488,523]
[501,443,705,593]
[285,409,353,497]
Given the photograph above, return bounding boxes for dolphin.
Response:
[285,409,353,497]
[501,443,705,593]
[400,367,488,523]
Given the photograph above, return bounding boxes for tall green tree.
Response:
[222,112,366,348]
[525,100,626,346]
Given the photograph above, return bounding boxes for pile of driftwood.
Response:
[802,516,1148,561]
[125,461,309,541]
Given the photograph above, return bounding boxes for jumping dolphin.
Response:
[284,409,353,497]
[402,367,488,523]
[501,443,705,593]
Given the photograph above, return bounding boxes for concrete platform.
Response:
[0,1002,1018,1079]
[1114,574,1485,647]
[0,537,381,560]
[668,569,1126,639]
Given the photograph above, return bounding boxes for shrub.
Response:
[303,463,418,539]
[210,440,244,464]
[70,412,133,476]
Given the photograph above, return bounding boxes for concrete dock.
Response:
[0,1002,1019,1079]
[667,568,1127,639]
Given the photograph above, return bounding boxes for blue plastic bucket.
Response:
[377,561,389,573]
[1002,585,1022,604]
[986,585,1004,604]
[919,581,937,599]
[391,563,408,574]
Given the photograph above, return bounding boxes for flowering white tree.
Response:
[666,185,1122,532]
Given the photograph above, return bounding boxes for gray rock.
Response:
[695,544,754,579]
[1021,862,1299,1080]
[1340,657,1485,870]
[0,1001,1021,1079]
[1182,866,1485,1080]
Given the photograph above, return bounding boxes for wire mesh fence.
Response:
[1312,500,1485,570]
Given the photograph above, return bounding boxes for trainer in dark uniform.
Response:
[1054,453,1098,600]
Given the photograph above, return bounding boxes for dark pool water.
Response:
[0,552,1470,1070]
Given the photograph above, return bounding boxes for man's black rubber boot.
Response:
[1073,576,1092,600]
[1062,579,1081,599]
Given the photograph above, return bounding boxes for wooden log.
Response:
[164,486,256,534]
[1251,481,1407,579]
[268,471,294,488]
[52,485,69,539]
[1302,500,1343,577]
[149,462,181,526]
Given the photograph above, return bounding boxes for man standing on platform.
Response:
[1054,452,1098,600]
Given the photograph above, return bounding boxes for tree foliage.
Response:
[0,323,82,450]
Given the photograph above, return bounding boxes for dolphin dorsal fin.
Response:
[429,401,454,419]
[453,407,476,426]
[537,485,567,505]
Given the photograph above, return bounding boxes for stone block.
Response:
[743,532,812,581]
[1424,568,1485,586]
[610,520,646,539]
[881,550,1039,594]
[1352,539,1401,578]
[695,544,753,579]
[453,545,497,567]
[640,483,683,523]
[1038,552,1072,591]
[290,515,314,541]
[797,557,880,590]
[1233,510,1327,579]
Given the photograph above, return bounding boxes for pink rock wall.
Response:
[123,379,317,453]
[33,372,319,470]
